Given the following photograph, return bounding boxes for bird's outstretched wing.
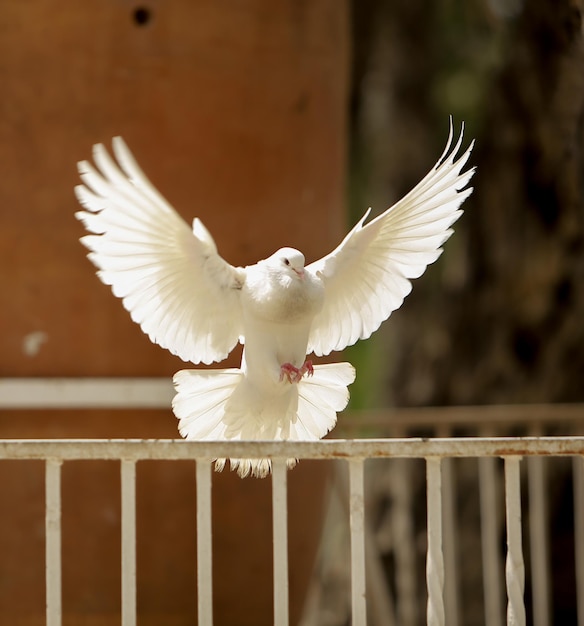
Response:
[75,137,244,365]
[307,120,475,357]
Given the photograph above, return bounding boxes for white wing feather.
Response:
[75,137,244,365]
[307,119,475,356]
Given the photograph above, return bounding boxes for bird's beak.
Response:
[293,268,305,279]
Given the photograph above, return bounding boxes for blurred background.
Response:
[347,0,584,410]
[1,0,583,624]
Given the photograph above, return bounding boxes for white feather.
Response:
[173,362,355,478]
[75,137,244,365]
[306,118,475,356]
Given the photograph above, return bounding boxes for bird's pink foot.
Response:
[279,362,300,383]
[279,360,314,384]
[299,359,314,378]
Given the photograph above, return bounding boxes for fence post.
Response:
[196,460,213,625]
[479,456,504,626]
[46,458,62,626]
[273,459,289,626]
[121,459,137,626]
[574,455,584,626]
[349,458,367,625]
[504,457,525,626]
[390,459,417,626]
[528,453,550,626]
[426,457,445,626]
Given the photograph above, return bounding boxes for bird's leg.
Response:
[279,360,314,384]
[279,363,300,383]
[298,359,314,378]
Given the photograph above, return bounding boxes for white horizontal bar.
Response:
[0,378,174,408]
[2,382,583,426]
[0,437,583,462]
[343,404,584,428]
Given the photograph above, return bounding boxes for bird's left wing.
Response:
[307,120,475,357]
[75,137,244,365]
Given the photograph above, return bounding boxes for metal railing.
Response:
[1,379,584,626]
[333,404,584,626]
[1,438,583,626]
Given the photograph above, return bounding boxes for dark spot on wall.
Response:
[133,7,152,26]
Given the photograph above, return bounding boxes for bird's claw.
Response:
[302,360,314,377]
[279,360,314,384]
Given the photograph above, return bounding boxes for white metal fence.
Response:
[334,404,584,626]
[1,379,583,626]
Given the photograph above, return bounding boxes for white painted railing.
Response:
[1,379,584,625]
[0,438,583,626]
[336,404,584,626]
[0,377,174,409]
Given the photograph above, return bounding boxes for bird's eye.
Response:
[283,258,290,266]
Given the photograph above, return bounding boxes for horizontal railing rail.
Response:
[1,436,584,460]
[0,377,174,409]
[2,377,583,429]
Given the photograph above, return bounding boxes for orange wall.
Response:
[0,1,349,624]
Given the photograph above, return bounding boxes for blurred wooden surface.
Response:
[0,1,349,624]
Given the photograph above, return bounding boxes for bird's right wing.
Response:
[307,120,475,356]
[75,138,244,365]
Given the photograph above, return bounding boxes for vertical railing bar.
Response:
[331,460,394,625]
[272,458,289,626]
[196,459,214,625]
[479,455,504,626]
[121,459,137,626]
[504,457,525,626]
[442,458,459,626]
[527,454,550,626]
[46,458,63,626]
[349,458,367,625]
[392,459,417,626]
[437,421,460,626]
[426,457,445,626]
[389,422,418,626]
[574,455,584,626]
[364,522,396,626]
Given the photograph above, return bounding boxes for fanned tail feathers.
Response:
[172,363,356,478]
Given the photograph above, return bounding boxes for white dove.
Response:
[75,119,475,478]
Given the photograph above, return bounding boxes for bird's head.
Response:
[268,247,306,280]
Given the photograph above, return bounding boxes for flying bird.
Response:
[75,120,475,477]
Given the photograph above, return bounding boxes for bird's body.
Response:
[75,119,475,477]
[241,250,324,388]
